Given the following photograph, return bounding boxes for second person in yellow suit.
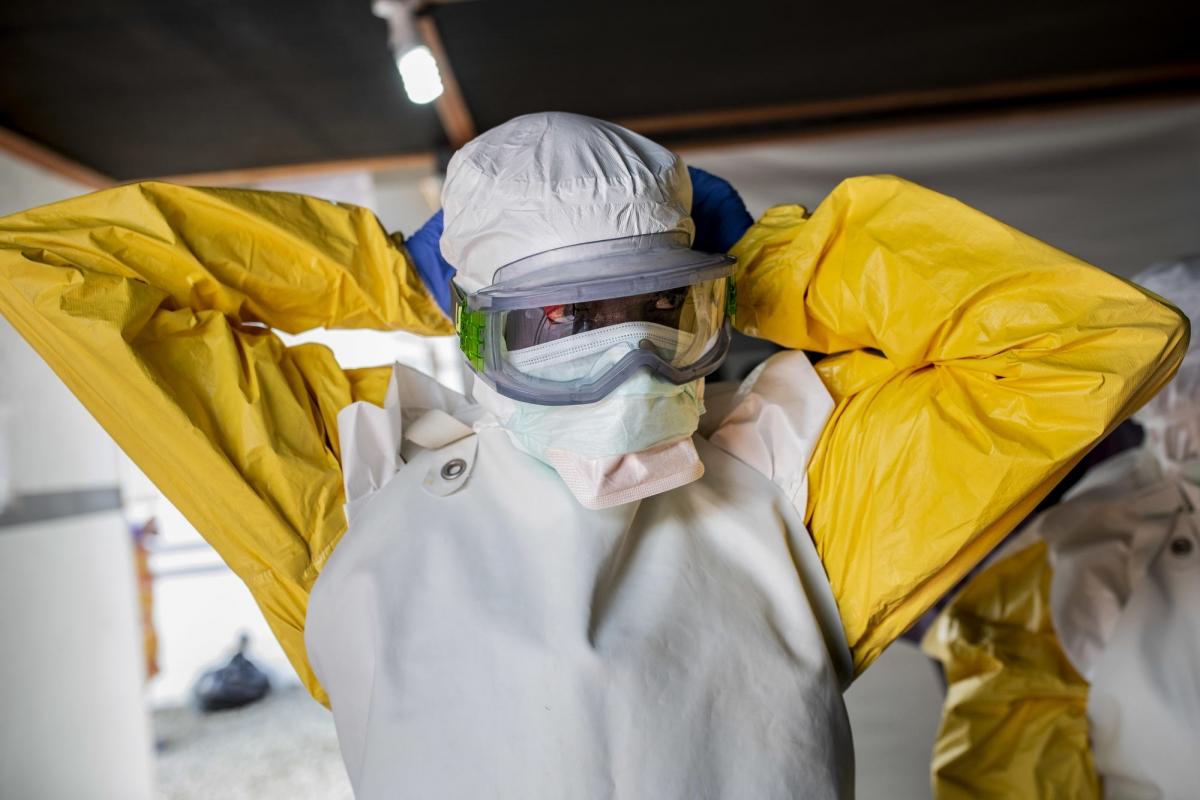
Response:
[0,112,1186,798]
[923,256,1200,800]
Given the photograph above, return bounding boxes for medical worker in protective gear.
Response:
[0,112,1187,799]
[923,256,1200,800]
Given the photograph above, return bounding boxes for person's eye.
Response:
[653,292,681,310]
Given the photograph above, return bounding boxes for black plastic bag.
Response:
[193,633,270,712]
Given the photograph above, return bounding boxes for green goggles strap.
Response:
[726,275,737,324]
[455,296,487,371]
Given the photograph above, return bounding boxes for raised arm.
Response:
[731,175,1187,674]
[0,182,452,702]
[0,181,452,332]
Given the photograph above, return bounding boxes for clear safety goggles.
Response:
[455,233,736,405]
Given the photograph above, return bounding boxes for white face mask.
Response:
[473,324,707,508]
[506,321,700,379]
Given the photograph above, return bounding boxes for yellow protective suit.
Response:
[0,176,1185,704]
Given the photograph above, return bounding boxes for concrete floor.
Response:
[154,687,351,800]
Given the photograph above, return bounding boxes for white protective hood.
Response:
[440,111,696,294]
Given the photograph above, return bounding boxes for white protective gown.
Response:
[1037,447,1200,799]
[305,351,855,799]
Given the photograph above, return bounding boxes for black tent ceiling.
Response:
[440,1,1200,131]
[2,0,1198,181]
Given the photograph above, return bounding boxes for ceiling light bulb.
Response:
[396,45,444,105]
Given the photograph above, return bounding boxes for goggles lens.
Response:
[499,277,727,381]
[504,286,693,347]
[455,274,734,405]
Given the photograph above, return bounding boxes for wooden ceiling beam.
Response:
[0,128,114,189]
[143,152,436,187]
[668,91,1200,157]
[618,63,1200,138]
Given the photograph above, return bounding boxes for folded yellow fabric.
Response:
[921,541,1098,799]
[732,175,1186,673]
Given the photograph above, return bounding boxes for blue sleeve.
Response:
[687,165,754,254]
[404,209,457,316]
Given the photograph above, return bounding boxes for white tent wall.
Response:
[686,99,1200,279]
[0,153,156,800]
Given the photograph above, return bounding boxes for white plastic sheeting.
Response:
[686,99,1200,278]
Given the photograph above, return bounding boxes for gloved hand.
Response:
[687,165,753,254]
[404,209,456,316]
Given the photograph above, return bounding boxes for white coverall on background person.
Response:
[924,257,1200,800]
[0,112,1186,799]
